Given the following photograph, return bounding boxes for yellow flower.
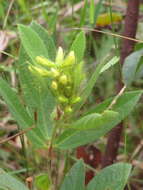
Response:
[96,13,122,27]
[58,96,69,103]
[59,75,68,85]
[61,51,75,68]
[56,47,64,65]
[64,106,72,113]
[36,56,55,68]
[50,68,60,78]
[28,65,51,76]
[71,96,81,104]
[51,81,58,90]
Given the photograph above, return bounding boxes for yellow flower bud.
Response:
[28,65,51,76]
[58,96,69,103]
[71,96,81,104]
[51,81,58,90]
[56,47,64,65]
[61,51,75,68]
[36,56,55,68]
[64,106,72,113]
[59,75,68,85]
[50,68,60,78]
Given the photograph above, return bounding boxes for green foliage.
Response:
[70,110,118,130]
[60,160,85,190]
[18,47,55,139]
[17,0,27,13]
[60,162,131,190]
[89,0,95,25]
[70,31,86,62]
[122,49,143,86]
[92,0,104,26]
[0,169,29,190]
[35,174,51,190]
[73,61,84,94]
[18,24,49,62]
[0,1,5,19]
[30,21,56,61]
[0,78,46,148]
[76,56,119,111]
[0,19,141,190]
[18,22,57,140]
[76,62,104,110]
[87,163,131,190]
[48,10,58,34]
[79,0,88,27]
[100,56,119,73]
[55,90,142,149]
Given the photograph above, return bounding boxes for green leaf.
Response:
[100,56,119,73]
[30,21,56,61]
[36,86,55,138]
[79,0,88,27]
[35,174,51,190]
[73,61,84,94]
[18,47,40,109]
[0,78,47,148]
[87,163,131,190]
[0,169,29,190]
[70,31,86,62]
[122,49,143,86]
[76,56,119,111]
[48,10,58,34]
[56,90,142,149]
[18,23,56,139]
[86,90,142,117]
[76,61,105,111]
[70,110,118,130]
[90,0,104,26]
[18,24,49,62]
[89,0,95,25]
[60,160,85,190]
[18,47,55,139]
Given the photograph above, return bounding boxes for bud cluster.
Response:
[29,47,84,114]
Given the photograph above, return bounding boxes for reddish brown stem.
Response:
[120,0,140,65]
[102,0,140,168]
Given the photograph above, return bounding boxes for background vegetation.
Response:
[0,0,143,189]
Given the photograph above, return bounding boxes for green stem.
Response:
[47,110,63,188]
[49,122,59,155]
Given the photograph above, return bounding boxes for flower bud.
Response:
[51,81,58,90]
[59,74,68,85]
[64,106,72,113]
[64,86,72,97]
[36,56,55,68]
[71,96,81,104]
[61,51,75,68]
[56,47,64,65]
[58,96,68,103]
[28,65,51,76]
[50,68,60,78]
